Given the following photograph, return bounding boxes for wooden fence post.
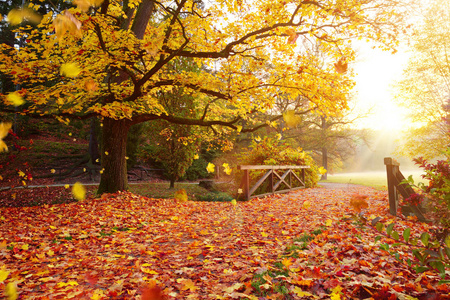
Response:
[243,169,250,200]
[384,157,400,216]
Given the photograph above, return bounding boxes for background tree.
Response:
[0,0,408,195]
[394,0,450,159]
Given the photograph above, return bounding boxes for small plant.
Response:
[404,148,450,229]
[195,191,234,202]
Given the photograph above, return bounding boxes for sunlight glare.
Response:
[352,43,410,132]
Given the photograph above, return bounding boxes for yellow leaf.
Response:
[237,188,243,194]
[18,170,25,177]
[174,189,188,202]
[51,169,56,174]
[91,289,104,300]
[261,232,268,237]
[254,136,261,142]
[325,219,333,227]
[236,125,242,132]
[104,151,109,155]
[445,235,450,248]
[140,266,158,274]
[21,244,29,250]
[318,167,327,175]
[303,200,311,209]
[330,292,341,300]
[47,249,54,256]
[6,8,41,25]
[180,279,197,292]
[281,257,293,268]
[5,282,17,300]
[283,110,301,128]
[60,63,81,77]
[6,92,24,106]
[72,182,86,201]
[54,11,82,40]
[206,162,215,173]
[222,163,232,175]
[0,267,10,283]
[73,0,92,12]
[7,9,23,25]
[64,184,69,189]
[293,286,313,297]
[0,122,12,152]
[194,154,199,159]
[231,199,237,206]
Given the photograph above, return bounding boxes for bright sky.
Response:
[351,43,411,132]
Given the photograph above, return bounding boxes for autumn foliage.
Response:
[1,186,449,299]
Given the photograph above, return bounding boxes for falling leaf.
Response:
[318,167,327,175]
[334,58,348,74]
[180,279,198,292]
[174,189,188,202]
[237,188,243,194]
[84,79,98,92]
[6,92,25,106]
[60,63,81,77]
[254,136,261,142]
[141,284,165,300]
[303,200,311,209]
[350,194,369,213]
[7,8,41,26]
[5,282,18,300]
[283,110,301,128]
[54,11,82,40]
[104,151,109,155]
[0,267,10,283]
[51,169,56,174]
[0,122,12,152]
[65,184,69,189]
[222,163,232,175]
[194,154,199,159]
[206,162,215,173]
[72,182,86,200]
[72,0,104,12]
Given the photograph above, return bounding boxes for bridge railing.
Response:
[238,165,310,200]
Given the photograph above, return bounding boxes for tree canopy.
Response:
[0,0,408,194]
[394,0,450,159]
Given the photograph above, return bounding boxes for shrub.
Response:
[407,147,450,228]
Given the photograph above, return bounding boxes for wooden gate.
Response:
[238,165,310,200]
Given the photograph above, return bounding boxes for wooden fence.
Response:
[384,157,427,221]
[238,165,309,200]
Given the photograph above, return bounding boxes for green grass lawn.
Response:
[322,170,427,190]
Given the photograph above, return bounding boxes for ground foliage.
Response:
[0,186,449,299]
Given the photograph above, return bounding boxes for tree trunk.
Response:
[88,119,100,164]
[169,178,175,189]
[321,146,328,180]
[97,118,132,194]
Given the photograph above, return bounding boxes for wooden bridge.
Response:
[238,165,310,200]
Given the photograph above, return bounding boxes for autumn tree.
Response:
[394,0,450,159]
[1,0,408,194]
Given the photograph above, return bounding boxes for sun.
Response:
[351,43,410,132]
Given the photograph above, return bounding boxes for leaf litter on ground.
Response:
[0,186,449,299]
